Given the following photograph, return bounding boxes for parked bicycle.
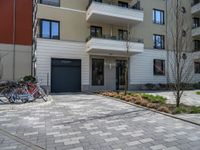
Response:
[0,80,48,104]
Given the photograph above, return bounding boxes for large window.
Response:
[154,59,165,75]
[195,62,200,74]
[90,26,102,38]
[40,0,60,6]
[153,9,165,25]
[92,59,104,86]
[194,40,200,51]
[153,34,165,49]
[118,29,128,40]
[40,20,60,39]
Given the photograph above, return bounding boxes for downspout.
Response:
[166,0,169,84]
[12,0,16,80]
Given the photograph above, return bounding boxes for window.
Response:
[118,29,128,40]
[194,40,200,51]
[118,1,128,8]
[153,9,165,25]
[90,26,102,38]
[194,62,200,74]
[154,59,165,75]
[40,0,60,6]
[92,59,104,86]
[40,20,60,39]
[153,34,165,49]
[193,18,200,28]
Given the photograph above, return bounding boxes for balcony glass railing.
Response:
[86,0,143,11]
[86,34,144,43]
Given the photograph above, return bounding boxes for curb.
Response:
[92,92,200,127]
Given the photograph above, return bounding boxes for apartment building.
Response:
[36,0,200,93]
[192,0,200,81]
[0,0,33,80]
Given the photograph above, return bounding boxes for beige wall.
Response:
[0,44,32,80]
[37,0,194,49]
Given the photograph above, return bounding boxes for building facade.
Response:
[36,0,200,92]
[0,0,33,80]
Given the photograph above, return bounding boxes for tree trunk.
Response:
[124,58,128,95]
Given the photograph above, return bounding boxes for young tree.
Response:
[124,25,131,95]
[167,0,197,107]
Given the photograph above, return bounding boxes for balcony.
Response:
[86,35,144,55]
[191,1,200,15]
[192,27,200,37]
[86,1,144,26]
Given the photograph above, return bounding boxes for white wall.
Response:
[36,39,90,88]
[130,49,168,85]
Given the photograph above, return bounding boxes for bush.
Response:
[146,103,159,109]
[141,94,166,104]
[145,83,155,90]
[172,106,188,114]
[22,75,36,83]
[196,91,200,95]
[157,106,171,113]
[190,106,200,113]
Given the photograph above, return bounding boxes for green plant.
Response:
[196,91,200,95]
[190,106,200,113]
[141,94,166,104]
[145,83,155,90]
[22,75,36,83]
[172,106,188,114]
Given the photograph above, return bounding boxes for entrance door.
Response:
[116,60,126,90]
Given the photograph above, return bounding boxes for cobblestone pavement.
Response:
[0,93,200,150]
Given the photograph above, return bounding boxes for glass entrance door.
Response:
[116,60,127,90]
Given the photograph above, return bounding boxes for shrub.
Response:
[140,100,149,107]
[145,83,155,90]
[157,106,171,113]
[22,75,36,83]
[141,94,166,104]
[146,103,159,109]
[190,106,200,113]
[196,91,200,95]
[172,106,188,114]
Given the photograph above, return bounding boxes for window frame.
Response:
[194,40,200,52]
[153,34,165,49]
[153,59,165,76]
[92,58,104,86]
[40,0,60,7]
[153,9,165,25]
[90,26,102,38]
[118,29,128,41]
[40,19,60,40]
[194,62,200,74]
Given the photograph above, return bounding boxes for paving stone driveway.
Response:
[0,93,200,150]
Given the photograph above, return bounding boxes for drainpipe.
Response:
[12,0,16,80]
[166,0,169,84]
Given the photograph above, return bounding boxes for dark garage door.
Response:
[51,58,81,93]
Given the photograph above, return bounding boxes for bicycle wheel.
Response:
[38,87,48,102]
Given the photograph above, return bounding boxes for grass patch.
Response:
[196,91,200,95]
[141,93,166,104]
